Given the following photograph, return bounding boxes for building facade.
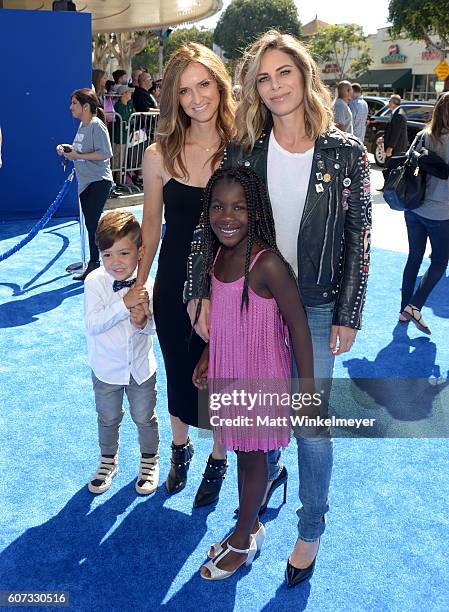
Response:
[302,18,446,100]
[361,27,443,100]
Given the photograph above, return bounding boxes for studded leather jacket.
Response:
[183,125,372,330]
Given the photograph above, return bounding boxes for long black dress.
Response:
[153,178,206,427]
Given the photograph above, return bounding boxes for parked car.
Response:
[364,101,434,166]
[363,95,388,117]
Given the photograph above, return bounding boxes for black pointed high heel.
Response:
[234,465,288,517]
[259,465,288,515]
[285,540,320,588]
[285,556,317,587]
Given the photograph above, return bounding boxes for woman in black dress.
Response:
[137,43,235,504]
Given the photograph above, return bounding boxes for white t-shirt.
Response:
[267,131,314,276]
[333,97,353,134]
[72,116,113,195]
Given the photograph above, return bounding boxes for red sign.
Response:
[323,63,340,74]
[422,50,441,61]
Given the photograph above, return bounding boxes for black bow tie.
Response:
[113,278,136,292]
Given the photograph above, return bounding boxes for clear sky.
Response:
[195,0,391,35]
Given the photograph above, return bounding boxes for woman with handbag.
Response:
[400,92,449,334]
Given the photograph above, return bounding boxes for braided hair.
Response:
[196,165,295,319]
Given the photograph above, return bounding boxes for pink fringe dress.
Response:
[208,249,292,452]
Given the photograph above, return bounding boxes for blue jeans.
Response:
[401,210,449,311]
[267,302,334,542]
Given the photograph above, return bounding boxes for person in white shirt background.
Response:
[333,80,353,134]
[84,211,160,496]
[349,82,369,142]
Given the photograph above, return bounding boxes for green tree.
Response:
[93,31,156,75]
[164,27,213,59]
[350,50,373,78]
[132,36,160,77]
[308,24,371,81]
[132,27,214,77]
[388,0,449,51]
[214,0,301,60]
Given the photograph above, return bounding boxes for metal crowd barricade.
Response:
[107,110,126,186]
[123,111,160,187]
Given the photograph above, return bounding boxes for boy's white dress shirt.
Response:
[84,267,156,385]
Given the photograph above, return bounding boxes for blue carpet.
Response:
[0,212,448,611]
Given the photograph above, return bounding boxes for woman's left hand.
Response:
[329,325,358,355]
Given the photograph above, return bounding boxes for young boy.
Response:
[84,210,159,495]
[112,84,134,178]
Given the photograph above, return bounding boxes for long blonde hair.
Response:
[157,43,235,180]
[425,91,449,150]
[236,30,333,151]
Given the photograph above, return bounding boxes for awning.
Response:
[3,1,222,32]
[358,68,412,89]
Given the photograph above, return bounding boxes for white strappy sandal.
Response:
[208,523,266,559]
[201,536,257,581]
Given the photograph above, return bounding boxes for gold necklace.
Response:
[191,139,221,153]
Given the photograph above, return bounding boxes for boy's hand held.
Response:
[123,284,149,309]
[130,304,147,328]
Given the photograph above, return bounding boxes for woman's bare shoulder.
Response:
[145,142,163,162]
[144,142,169,181]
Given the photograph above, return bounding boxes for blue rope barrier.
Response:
[0,170,75,263]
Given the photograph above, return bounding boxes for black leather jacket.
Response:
[183,125,371,330]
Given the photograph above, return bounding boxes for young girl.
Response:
[192,166,314,581]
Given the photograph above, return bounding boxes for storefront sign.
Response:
[323,63,340,74]
[381,44,406,64]
[422,49,441,61]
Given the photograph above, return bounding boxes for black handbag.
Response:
[417,147,449,179]
[385,144,449,179]
[383,135,426,211]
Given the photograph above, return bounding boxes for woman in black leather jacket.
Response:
[185,30,371,586]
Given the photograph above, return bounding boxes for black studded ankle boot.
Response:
[166,438,194,495]
[193,454,228,508]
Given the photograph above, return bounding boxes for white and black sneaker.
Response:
[135,454,159,495]
[88,455,118,494]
